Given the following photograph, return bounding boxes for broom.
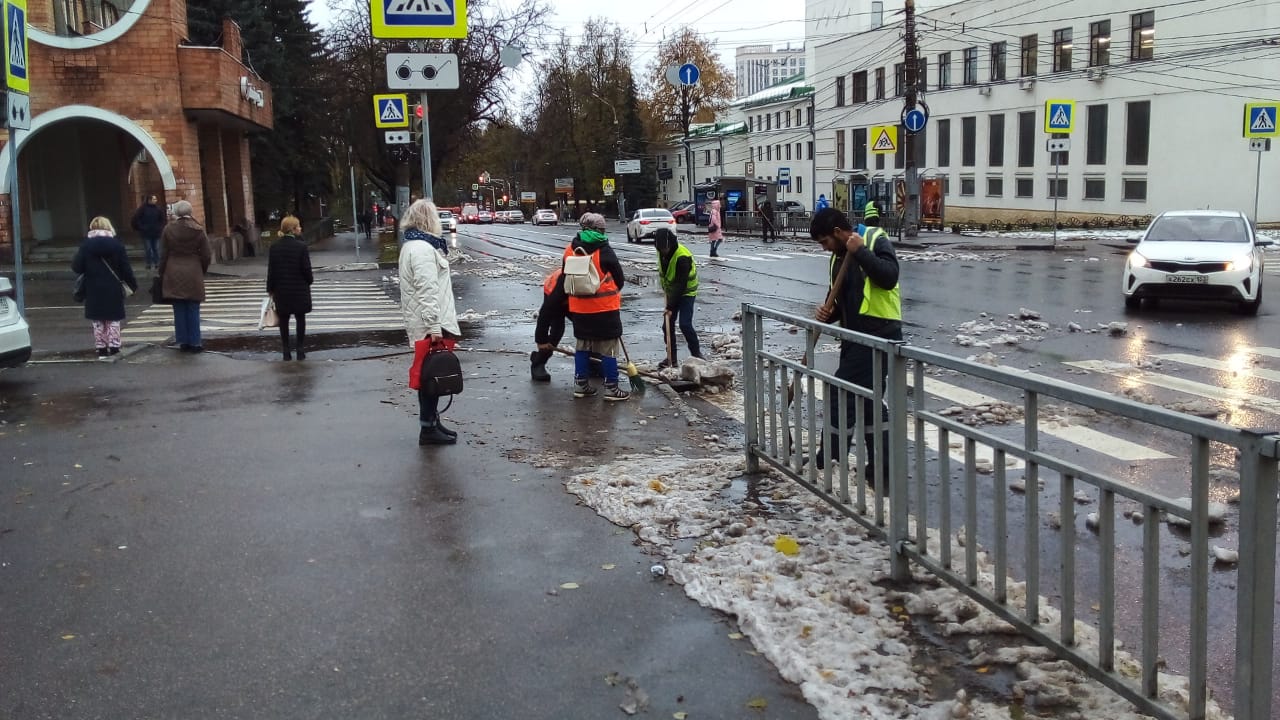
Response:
[617,338,646,396]
[784,249,855,456]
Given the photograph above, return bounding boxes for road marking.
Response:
[1244,346,1280,359]
[1154,352,1280,383]
[1066,359,1280,416]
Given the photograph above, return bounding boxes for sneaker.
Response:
[602,384,630,402]
[573,381,597,398]
[108,347,120,355]
[96,348,109,358]
[657,359,673,370]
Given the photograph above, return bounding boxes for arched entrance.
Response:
[0,105,176,249]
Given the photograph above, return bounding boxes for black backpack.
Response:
[420,348,464,396]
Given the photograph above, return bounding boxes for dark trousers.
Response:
[279,312,306,354]
[419,388,440,427]
[761,218,776,241]
[825,341,890,464]
[663,295,702,362]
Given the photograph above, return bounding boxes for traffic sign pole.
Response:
[8,121,23,313]
[420,92,433,201]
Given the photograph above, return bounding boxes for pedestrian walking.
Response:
[158,200,212,353]
[562,212,628,401]
[759,199,777,243]
[652,228,703,368]
[707,199,724,257]
[810,202,902,484]
[71,216,139,359]
[817,194,830,211]
[130,194,167,270]
[399,199,462,446]
[266,215,314,361]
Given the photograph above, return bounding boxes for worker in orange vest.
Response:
[561,213,628,401]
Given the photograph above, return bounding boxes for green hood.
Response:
[576,229,608,247]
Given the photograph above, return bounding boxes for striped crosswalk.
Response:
[122,278,403,343]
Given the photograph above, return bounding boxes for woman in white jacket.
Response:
[399,199,462,446]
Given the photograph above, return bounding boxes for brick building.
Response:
[0,0,273,262]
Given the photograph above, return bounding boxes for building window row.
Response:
[945,175,1147,202]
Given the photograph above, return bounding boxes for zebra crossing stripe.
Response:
[1066,359,1280,416]
[1154,352,1280,383]
[1243,346,1280,359]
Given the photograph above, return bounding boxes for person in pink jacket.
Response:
[707,199,724,258]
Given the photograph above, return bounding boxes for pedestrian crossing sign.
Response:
[870,125,898,154]
[372,0,468,39]
[4,0,28,94]
[373,94,409,128]
[1243,102,1279,138]
[1044,99,1075,133]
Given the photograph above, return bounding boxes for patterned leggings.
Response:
[92,321,121,349]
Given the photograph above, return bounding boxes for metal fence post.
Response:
[1233,433,1278,720]
[742,304,760,474]
[888,342,910,582]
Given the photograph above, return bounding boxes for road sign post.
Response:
[419,92,432,200]
[1044,100,1075,250]
[1250,138,1272,223]
[5,0,28,313]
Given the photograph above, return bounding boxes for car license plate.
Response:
[0,297,7,312]
[1166,274,1207,284]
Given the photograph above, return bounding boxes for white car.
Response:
[533,209,557,226]
[437,210,457,233]
[626,209,677,243]
[505,210,524,224]
[1123,210,1273,314]
[0,276,32,368]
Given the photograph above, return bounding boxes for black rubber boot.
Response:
[530,350,551,382]
[419,425,457,445]
[864,432,890,490]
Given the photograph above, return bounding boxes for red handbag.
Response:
[409,337,459,392]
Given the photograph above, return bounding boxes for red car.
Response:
[670,202,695,223]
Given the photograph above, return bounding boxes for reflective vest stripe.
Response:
[660,245,699,297]
[563,246,621,314]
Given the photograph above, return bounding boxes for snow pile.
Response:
[679,357,736,389]
[566,454,1230,720]
[708,333,743,361]
[898,250,1009,263]
[951,311,1050,349]
[937,402,1023,427]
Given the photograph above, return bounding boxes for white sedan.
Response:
[437,210,457,233]
[626,209,677,243]
[533,209,557,226]
[0,276,32,368]
[1123,209,1273,314]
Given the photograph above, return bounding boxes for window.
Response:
[895,63,906,96]
[989,114,1005,167]
[894,136,904,169]
[785,144,792,160]
[775,112,782,129]
[1048,178,1068,199]
[767,145,772,161]
[766,114,771,131]
[937,52,951,89]
[1084,178,1106,200]
[795,109,802,126]
[1126,100,1150,165]
[808,141,814,159]
[1017,111,1036,167]
[852,71,868,103]
[786,112,792,129]
[1090,20,1111,66]
[875,67,885,99]
[871,1,884,28]
[836,130,846,169]
[963,47,978,85]
[1123,178,1148,201]
[796,176,803,194]
[852,128,867,170]
[876,153,884,170]
[748,116,754,132]
[960,177,976,196]
[704,150,711,166]
[1131,11,1154,61]
[961,116,976,166]
[1053,28,1073,72]
[715,149,721,166]
[836,75,846,106]
[795,143,802,160]
[1086,104,1108,165]
[1020,34,1038,76]
[987,177,1004,197]
[937,119,951,167]
[1016,177,1034,197]
[990,42,1007,81]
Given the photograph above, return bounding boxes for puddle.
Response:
[720,474,776,515]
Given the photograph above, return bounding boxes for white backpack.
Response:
[563,247,603,296]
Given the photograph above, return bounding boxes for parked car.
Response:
[779,200,807,215]
[505,210,524,224]
[626,208,678,243]
[1123,209,1272,314]
[477,210,494,224]
[533,209,558,226]
[437,209,457,233]
[461,204,479,223]
[671,203,695,223]
[0,276,32,369]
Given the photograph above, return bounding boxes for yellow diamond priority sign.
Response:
[870,125,898,155]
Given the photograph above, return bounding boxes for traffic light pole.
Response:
[420,91,433,201]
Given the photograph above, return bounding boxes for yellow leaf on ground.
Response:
[746,697,769,710]
[559,582,579,590]
[773,535,800,556]
[977,666,990,673]
[674,713,688,720]
[800,625,813,639]
[727,632,743,640]
[601,564,616,570]
[74,464,83,469]
[891,606,905,614]
[649,479,670,494]
[819,669,836,680]
[61,634,76,640]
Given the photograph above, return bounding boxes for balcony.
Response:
[178,46,274,131]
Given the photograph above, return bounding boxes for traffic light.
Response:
[502,195,508,203]
[415,104,424,119]
[478,175,485,184]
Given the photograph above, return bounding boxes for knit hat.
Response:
[863,201,880,220]
[579,212,606,231]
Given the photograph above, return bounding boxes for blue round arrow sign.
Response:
[903,108,928,133]
[679,63,700,86]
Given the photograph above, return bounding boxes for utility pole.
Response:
[681,83,695,202]
[903,0,921,238]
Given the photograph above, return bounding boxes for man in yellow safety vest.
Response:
[652,228,703,368]
[810,201,902,484]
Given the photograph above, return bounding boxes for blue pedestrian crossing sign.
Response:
[1044,99,1075,133]
[4,0,29,94]
[1243,102,1279,138]
[373,94,410,129]
[372,0,468,39]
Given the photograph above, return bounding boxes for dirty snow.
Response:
[565,454,1228,720]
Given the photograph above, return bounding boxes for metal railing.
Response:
[741,303,1278,720]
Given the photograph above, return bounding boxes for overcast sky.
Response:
[306,0,806,75]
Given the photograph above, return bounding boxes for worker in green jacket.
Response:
[652,228,704,368]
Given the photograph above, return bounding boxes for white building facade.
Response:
[735,44,806,98]
[800,0,1280,223]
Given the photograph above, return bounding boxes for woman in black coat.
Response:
[71,216,138,358]
[266,216,314,360]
